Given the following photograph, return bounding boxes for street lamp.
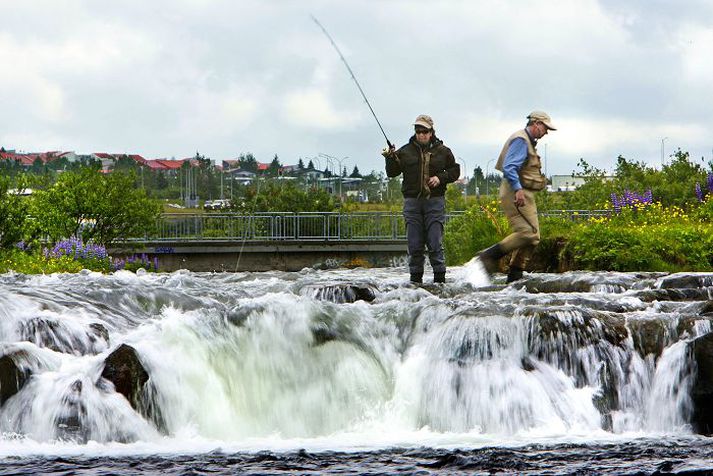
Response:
[661,137,668,166]
[456,157,467,197]
[485,158,496,196]
[319,153,349,198]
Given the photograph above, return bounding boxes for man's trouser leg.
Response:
[403,198,426,278]
[498,183,540,270]
[424,196,446,275]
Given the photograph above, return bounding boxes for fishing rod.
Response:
[311,15,394,150]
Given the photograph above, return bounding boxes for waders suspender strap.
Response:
[515,203,538,234]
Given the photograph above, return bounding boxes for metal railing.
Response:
[139,210,607,242]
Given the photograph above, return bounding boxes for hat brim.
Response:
[414,121,433,129]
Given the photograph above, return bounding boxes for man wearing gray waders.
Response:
[478,111,557,283]
[382,114,460,284]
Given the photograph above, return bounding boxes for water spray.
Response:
[311,15,394,149]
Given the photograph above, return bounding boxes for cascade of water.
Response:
[1,269,711,448]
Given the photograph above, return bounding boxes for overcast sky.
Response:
[1,0,712,177]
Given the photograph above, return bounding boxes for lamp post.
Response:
[485,158,496,196]
[456,157,467,197]
[661,137,668,166]
[319,153,348,198]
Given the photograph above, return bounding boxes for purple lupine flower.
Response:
[610,192,621,213]
[696,183,704,202]
[708,173,713,193]
[153,257,159,271]
[15,241,27,251]
[643,189,653,204]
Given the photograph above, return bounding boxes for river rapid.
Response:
[1,263,712,474]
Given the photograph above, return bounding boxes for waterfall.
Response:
[1,268,712,448]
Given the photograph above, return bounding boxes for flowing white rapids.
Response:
[1,267,712,457]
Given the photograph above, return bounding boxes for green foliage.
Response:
[445,184,466,211]
[31,169,162,245]
[444,200,508,265]
[558,151,709,211]
[445,199,713,272]
[233,181,338,213]
[0,248,86,274]
[0,177,31,248]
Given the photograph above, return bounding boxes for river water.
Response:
[1,264,712,474]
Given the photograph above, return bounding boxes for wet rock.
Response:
[658,274,713,289]
[528,308,628,348]
[634,289,713,303]
[0,350,32,406]
[691,332,713,435]
[628,318,668,359]
[19,317,109,356]
[306,284,377,303]
[100,344,149,413]
[99,344,166,433]
[700,301,713,316]
[55,379,88,443]
[592,361,619,431]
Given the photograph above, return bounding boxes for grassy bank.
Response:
[445,197,713,273]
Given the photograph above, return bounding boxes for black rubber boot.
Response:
[506,267,524,283]
[434,272,446,284]
[478,244,506,275]
[410,273,423,284]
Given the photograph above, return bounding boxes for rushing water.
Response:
[1,264,713,474]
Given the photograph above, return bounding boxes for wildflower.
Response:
[695,183,704,202]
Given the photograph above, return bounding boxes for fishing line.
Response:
[311,15,393,149]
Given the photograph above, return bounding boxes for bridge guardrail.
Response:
[137,210,608,242]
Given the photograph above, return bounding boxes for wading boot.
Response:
[410,273,423,284]
[478,244,506,276]
[506,266,524,283]
[434,272,446,284]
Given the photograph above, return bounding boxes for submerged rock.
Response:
[0,350,32,406]
[19,317,110,356]
[304,284,377,303]
[691,332,713,435]
[55,379,88,443]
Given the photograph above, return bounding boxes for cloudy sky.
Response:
[1,0,712,177]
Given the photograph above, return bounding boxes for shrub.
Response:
[444,200,508,265]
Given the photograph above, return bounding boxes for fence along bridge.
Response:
[112,210,607,272]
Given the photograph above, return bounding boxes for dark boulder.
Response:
[628,318,668,359]
[100,344,149,413]
[99,344,166,433]
[0,350,32,406]
[691,332,713,434]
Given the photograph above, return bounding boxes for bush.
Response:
[444,200,508,265]
[30,169,161,246]
[0,177,30,249]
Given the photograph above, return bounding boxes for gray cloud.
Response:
[1,0,711,178]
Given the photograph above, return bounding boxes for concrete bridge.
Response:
[110,210,602,272]
[111,212,415,272]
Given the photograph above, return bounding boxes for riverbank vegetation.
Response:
[445,151,713,272]
[3,149,713,274]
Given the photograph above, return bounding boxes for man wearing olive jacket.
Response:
[383,114,460,284]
